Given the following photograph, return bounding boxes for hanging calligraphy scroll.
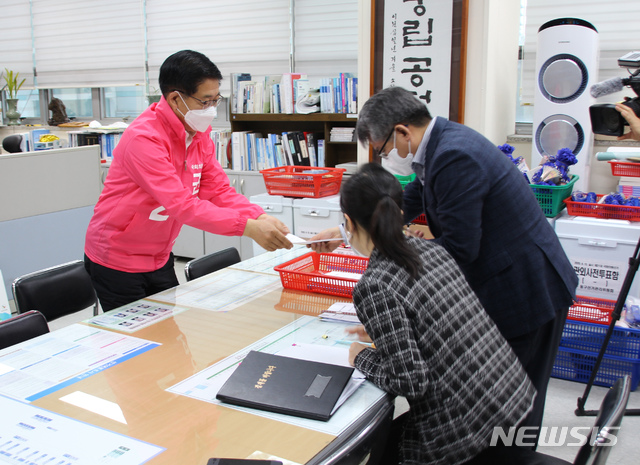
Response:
[373,0,467,123]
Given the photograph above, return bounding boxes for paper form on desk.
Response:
[229,247,309,275]
[0,324,160,403]
[86,300,188,332]
[277,343,366,414]
[318,302,360,324]
[148,268,281,312]
[167,315,386,436]
[0,394,164,464]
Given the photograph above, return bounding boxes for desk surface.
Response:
[1,253,389,465]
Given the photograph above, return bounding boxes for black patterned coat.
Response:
[353,238,536,465]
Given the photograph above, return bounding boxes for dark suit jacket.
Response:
[404,118,578,339]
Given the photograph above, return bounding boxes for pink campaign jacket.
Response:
[85,97,264,273]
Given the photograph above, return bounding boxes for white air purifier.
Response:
[531,18,599,193]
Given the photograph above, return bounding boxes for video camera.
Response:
[589,51,640,136]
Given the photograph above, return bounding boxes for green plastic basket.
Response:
[394,173,416,190]
[530,175,579,218]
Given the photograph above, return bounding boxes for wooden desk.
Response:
[4,258,391,465]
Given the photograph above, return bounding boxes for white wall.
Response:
[464,0,521,145]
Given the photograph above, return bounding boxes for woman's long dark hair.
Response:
[340,163,420,279]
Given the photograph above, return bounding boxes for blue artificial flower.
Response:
[625,197,640,207]
[498,144,515,155]
[603,193,625,205]
[571,191,598,202]
[556,148,578,166]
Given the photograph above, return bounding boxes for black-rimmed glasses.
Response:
[373,128,395,158]
[176,90,224,109]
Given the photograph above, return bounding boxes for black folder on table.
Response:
[216,350,354,421]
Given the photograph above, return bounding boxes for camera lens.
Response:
[603,110,623,131]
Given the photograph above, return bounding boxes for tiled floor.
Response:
[10,257,640,463]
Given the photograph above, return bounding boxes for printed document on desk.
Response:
[229,247,309,275]
[86,300,189,332]
[167,316,386,436]
[318,302,360,324]
[0,394,164,464]
[148,268,281,312]
[0,324,160,402]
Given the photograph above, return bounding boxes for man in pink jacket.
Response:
[85,50,292,311]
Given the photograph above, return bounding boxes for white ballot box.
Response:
[555,212,640,300]
[250,193,294,256]
[293,195,344,239]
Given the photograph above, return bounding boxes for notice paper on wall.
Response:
[0,394,164,464]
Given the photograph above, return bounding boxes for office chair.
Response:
[0,310,50,350]
[2,134,23,153]
[12,260,99,321]
[487,375,631,465]
[184,247,241,281]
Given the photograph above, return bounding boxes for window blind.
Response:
[521,1,640,106]
[145,0,292,95]
[31,0,146,88]
[293,0,359,78]
[1,0,35,88]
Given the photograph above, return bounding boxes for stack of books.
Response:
[329,127,355,142]
[212,129,325,171]
[618,177,640,197]
[232,72,357,115]
[320,73,358,114]
[68,129,123,161]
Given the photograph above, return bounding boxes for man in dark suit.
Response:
[312,86,578,443]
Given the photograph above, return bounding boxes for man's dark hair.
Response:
[158,50,223,97]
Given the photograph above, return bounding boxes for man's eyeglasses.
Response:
[373,128,395,159]
[176,90,224,109]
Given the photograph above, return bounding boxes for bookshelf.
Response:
[229,112,357,168]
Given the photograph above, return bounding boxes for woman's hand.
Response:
[345,325,372,343]
[348,342,368,366]
[616,102,640,141]
[307,226,343,253]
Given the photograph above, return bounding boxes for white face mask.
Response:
[177,93,217,133]
[381,132,414,177]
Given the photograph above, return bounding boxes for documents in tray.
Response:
[319,302,360,324]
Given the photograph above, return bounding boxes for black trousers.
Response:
[84,254,179,312]
[506,306,569,447]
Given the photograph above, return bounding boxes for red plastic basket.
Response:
[609,160,640,177]
[568,296,617,325]
[564,195,640,221]
[260,166,345,198]
[413,214,427,225]
[274,252,369,298]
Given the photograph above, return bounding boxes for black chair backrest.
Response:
[185,247,241,281]
[573,375,631,465]
[12,260,98,321]
[0,310,49,350]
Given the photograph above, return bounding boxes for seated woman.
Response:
[341,163,536,465]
